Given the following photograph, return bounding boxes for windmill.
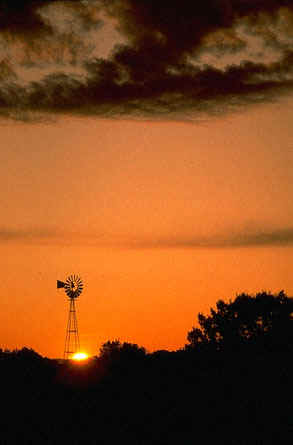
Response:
[57,275,83,359]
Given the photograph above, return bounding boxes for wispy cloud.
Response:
[2,226,293,249]
[129,227,293,249]
[0,0,293,121]
[0,227,57,242]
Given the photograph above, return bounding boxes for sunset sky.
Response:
[0,0,292,358]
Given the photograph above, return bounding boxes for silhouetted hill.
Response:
[1,291,293,444]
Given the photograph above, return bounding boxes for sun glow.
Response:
[72,352,89,361]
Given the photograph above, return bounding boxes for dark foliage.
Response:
[1,291,293,444]
[187,290,293,352]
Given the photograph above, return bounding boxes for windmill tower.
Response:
[57,275,83,359]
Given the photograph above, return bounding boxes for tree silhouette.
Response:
[99,340,146,362]
[187,291,293,352]
[1,294,293,445]
[97,340,146,377]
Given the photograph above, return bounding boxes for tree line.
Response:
[1,290,293,444]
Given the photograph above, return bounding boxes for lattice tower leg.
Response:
[64,298,80,359]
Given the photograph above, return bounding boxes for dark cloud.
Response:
[0,0,101,36]
[134,227,293,249]
[0,0,51,36]
[1,0,293,120]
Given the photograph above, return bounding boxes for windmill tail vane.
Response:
[57,280,65,289]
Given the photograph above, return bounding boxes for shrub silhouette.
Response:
[99,340,146,363]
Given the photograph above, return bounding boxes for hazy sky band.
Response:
[1,226,293,248]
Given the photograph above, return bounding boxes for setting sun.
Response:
[72,352,89,361]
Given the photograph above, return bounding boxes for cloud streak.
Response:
[136,227,293,249]
[2,226,293,249]
[0,227,57,242]
[1,0,293,120]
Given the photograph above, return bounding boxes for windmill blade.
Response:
[57,280,65,289]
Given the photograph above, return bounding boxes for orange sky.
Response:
[1,0,293,358]
[1,100,293,358]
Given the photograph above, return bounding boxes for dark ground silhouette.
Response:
[1,291,293,444]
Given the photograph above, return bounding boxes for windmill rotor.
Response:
[64,275,83,299]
